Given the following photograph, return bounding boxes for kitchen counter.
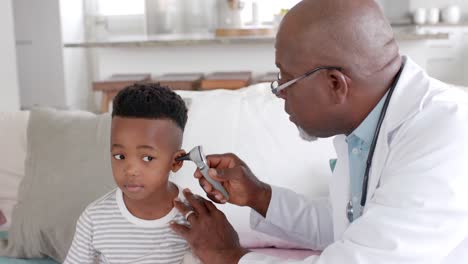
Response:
[394,29,449,40]
[64,28,450,48]
[414,21,468,28]
[64,33,275,48]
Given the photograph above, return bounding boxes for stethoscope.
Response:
[346,59,405,223]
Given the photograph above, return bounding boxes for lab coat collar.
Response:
[383,56,430,133]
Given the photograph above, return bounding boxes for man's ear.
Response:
[172,150,187,173]
[328,70,350,104]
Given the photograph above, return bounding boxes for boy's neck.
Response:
[123,182,179,221]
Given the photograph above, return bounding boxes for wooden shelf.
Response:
[93,73,151,92]
[93,73,151,113]
[200,71,252,90]
[256,72,278,83]
[215,27,275,37]
[154,73,204,90]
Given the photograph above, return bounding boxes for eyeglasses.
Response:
[270,66,343,96]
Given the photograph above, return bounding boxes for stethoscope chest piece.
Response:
[346,200,354,223]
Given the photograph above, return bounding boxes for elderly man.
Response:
[171,0,468,263]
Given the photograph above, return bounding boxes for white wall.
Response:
[94,43,275,79]
[0,0,20,111]
[377,0,411,22]
[13,0,67,109]
[60,0,92,110]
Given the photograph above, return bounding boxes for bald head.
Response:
[277,0,400,80]
[275,0,404,137]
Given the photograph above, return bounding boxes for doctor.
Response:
[170,0,468,263]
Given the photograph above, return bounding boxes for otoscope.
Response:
[176,146,229,200]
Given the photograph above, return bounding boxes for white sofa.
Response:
[0,84,336,262]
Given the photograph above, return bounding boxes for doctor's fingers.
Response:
[205,153,245,169]
[197,178,226,203]
[174,200,196,219]
[209,166,246,182]
[182,189,210,216]
[193,153,245,180]
[170,221,190,239]
[195,166,243,191]
[180,189,219,214]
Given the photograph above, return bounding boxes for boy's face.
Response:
[110,117,185,202]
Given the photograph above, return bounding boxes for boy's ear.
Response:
[172,150,187,172]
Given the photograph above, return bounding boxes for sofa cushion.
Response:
[0,109,115,261]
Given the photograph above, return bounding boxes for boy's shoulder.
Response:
[82,188,119,216]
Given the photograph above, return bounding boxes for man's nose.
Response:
[277,88,287,100]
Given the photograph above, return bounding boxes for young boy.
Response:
[65,83,198,264]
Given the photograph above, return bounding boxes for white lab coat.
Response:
[239,57,468,264]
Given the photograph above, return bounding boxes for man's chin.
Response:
[298,126,318,142]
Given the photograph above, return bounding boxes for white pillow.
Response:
[173,84,335,248]
[0,111,29,231]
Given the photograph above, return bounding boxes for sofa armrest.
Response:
[0,111,30,230]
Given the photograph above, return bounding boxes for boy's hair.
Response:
[112,83,188,131]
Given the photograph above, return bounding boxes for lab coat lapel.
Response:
[364,57,430,208]
[331,135,351,239]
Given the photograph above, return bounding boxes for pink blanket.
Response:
[250,248,320,260]
[0,210,6,226]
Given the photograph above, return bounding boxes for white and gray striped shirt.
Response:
[64,188,191,264]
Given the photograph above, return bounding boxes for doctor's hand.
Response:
[195,153,272,217]
[171,189,250,264]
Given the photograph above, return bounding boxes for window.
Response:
[84,0,302,37]
[96,0,144,16]
[242,0,302,25]
[84,0,146,38]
